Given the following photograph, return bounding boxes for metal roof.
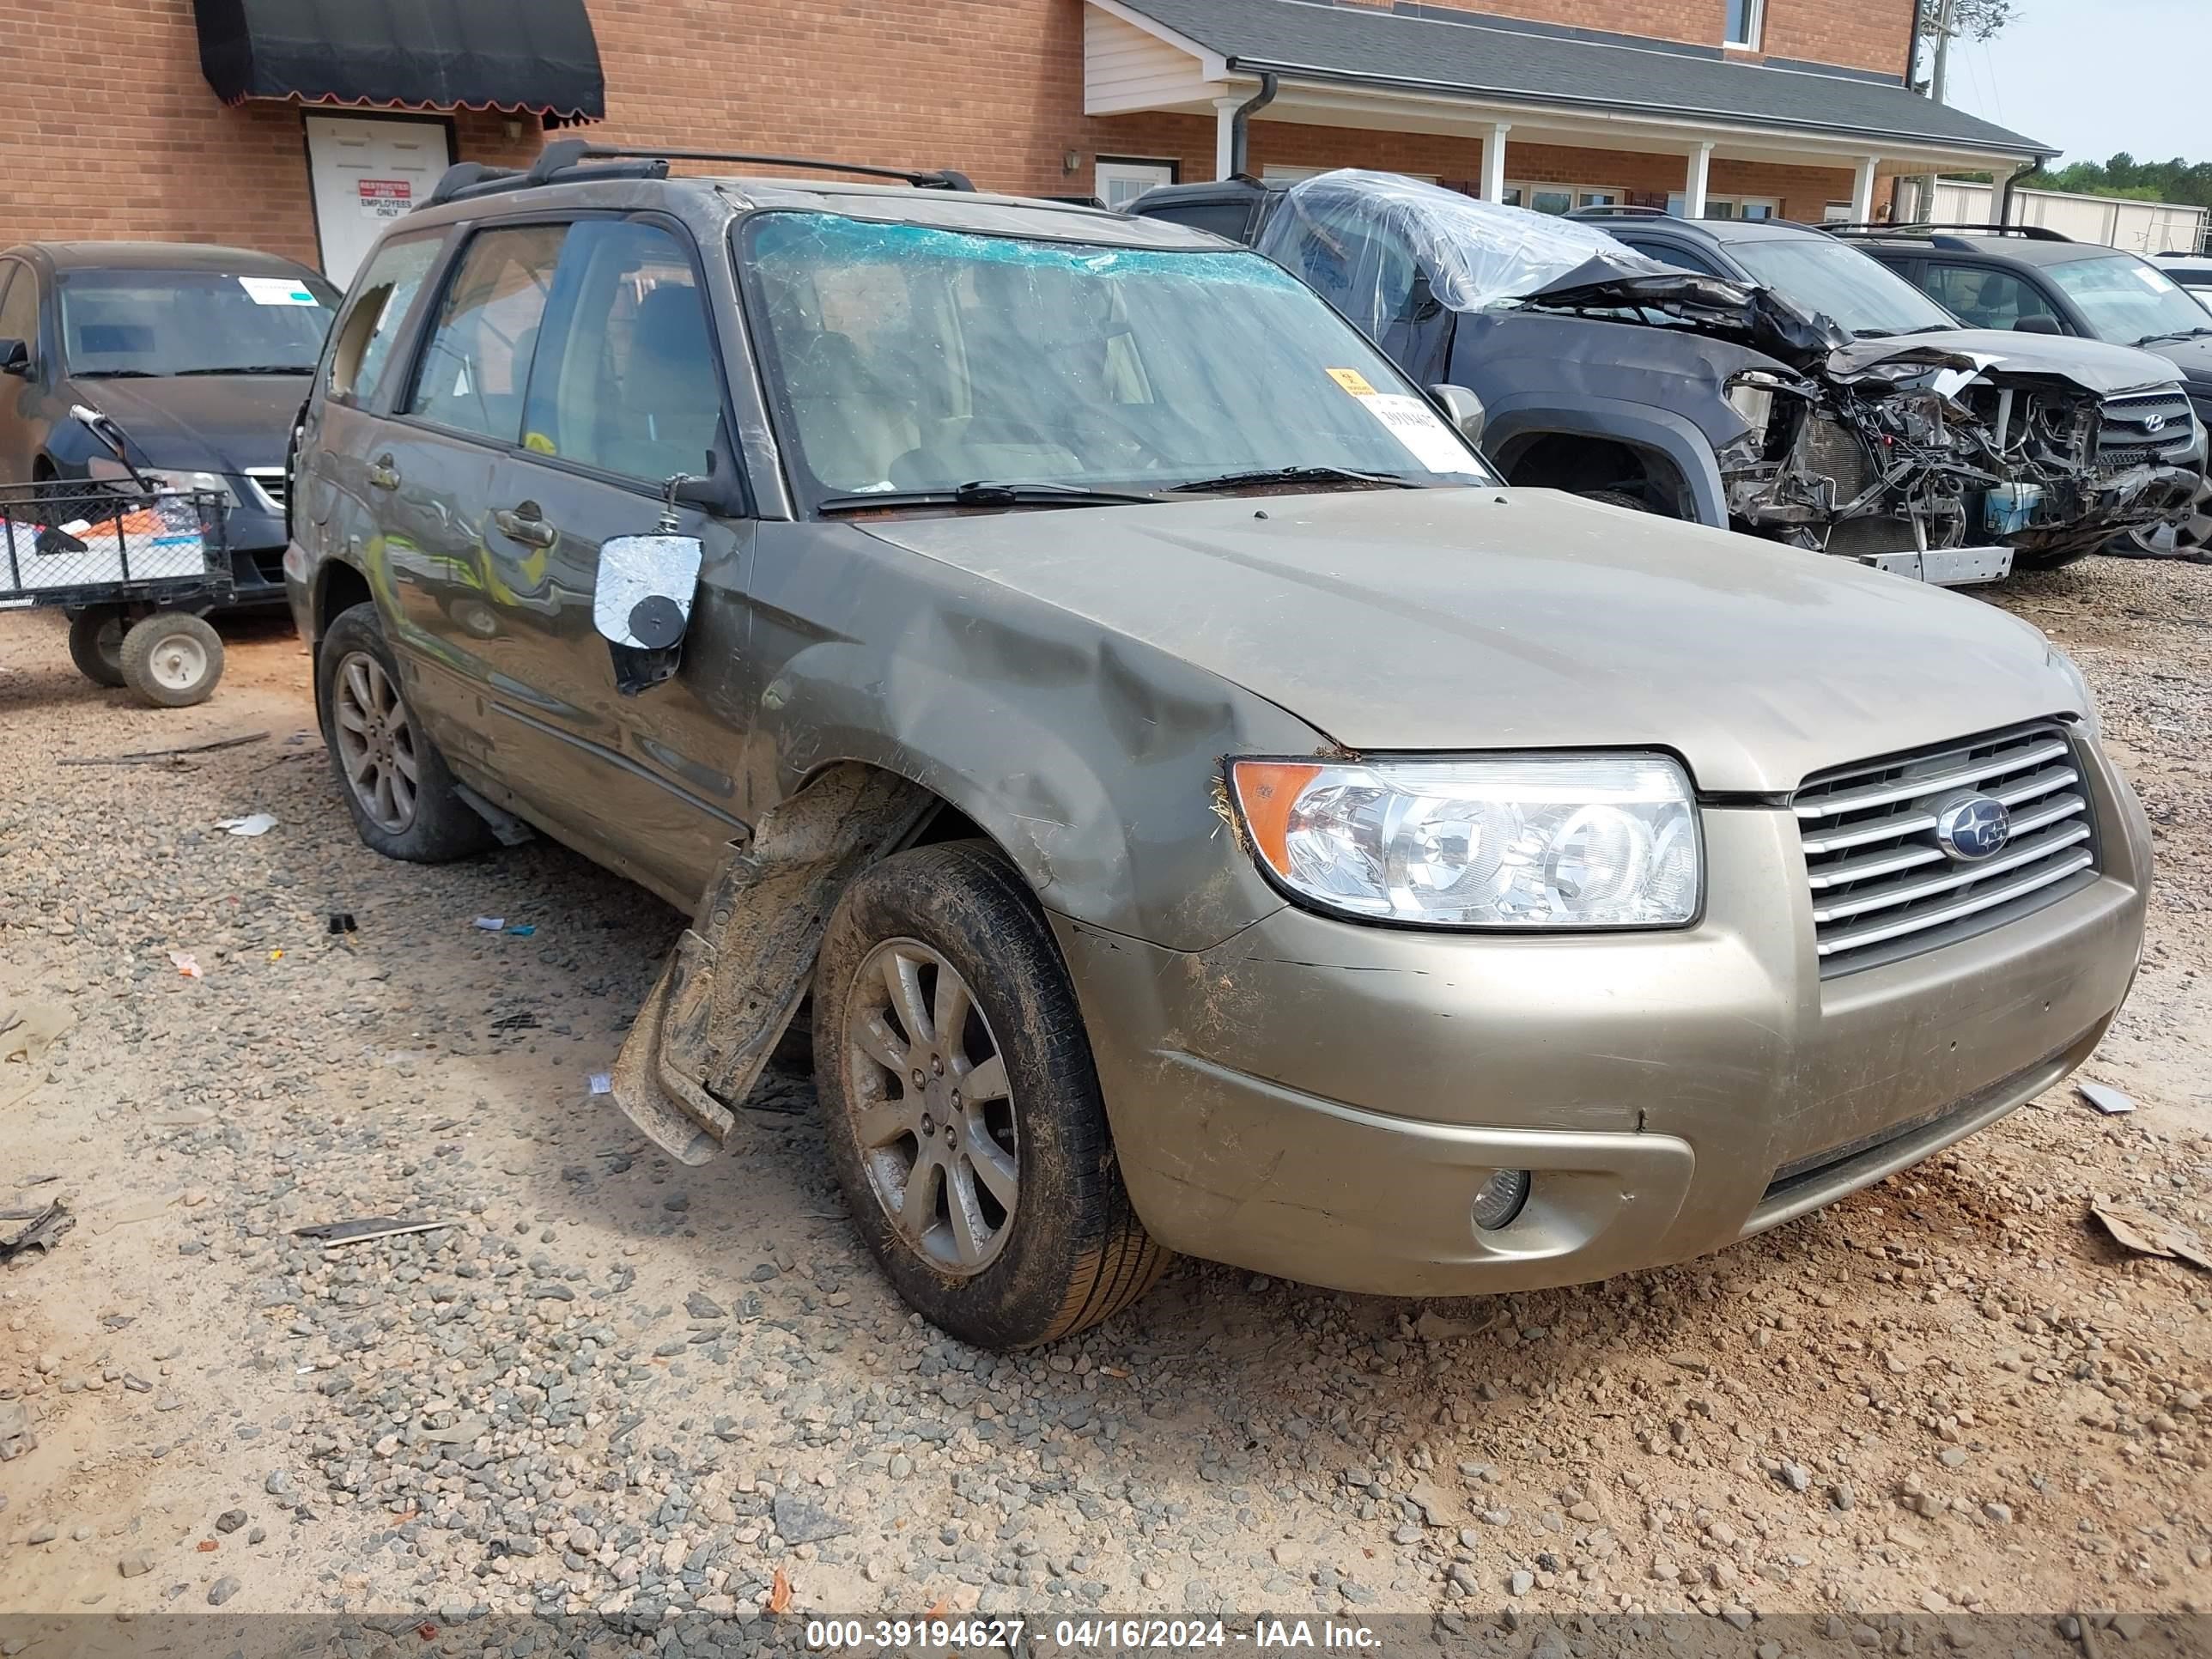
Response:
[1115,0,2057,159]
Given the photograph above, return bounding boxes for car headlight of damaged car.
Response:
[1231,755,1701,928]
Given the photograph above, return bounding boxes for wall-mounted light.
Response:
[503,117,523,141]
[1063,149,1081,173]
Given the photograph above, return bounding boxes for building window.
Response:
[1666,193,1780,221]
[1094,158,1178,210]
[1725,0,1763,48]
[1504,182,1622,215]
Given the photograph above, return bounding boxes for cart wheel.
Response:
[119,611,224,708]
[67,607,129,689]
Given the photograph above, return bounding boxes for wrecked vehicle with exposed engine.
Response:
[1131,170,2205,580]
[290,143,2150,1350]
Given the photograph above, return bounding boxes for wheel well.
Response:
[316,561,373,641]
[31,455,55,482]
[1499,433,1689,518]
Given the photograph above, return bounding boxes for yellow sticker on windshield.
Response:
[1326,368,1377,397]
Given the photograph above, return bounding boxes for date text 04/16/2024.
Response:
[805,1619,1381,1651]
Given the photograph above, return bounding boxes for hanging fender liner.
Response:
[609,764,939,1165]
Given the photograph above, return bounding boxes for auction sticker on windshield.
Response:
[1329,369,1472,472]
[237,275,320,306]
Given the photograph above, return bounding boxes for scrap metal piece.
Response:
[0,1200,74,1260]
[609,763,936,1164]
[292,1217,451,1249]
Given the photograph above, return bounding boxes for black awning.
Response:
[196,0,605,122]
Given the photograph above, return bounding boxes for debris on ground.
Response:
[58,731,268,767]
[1412,1308,1502,1341]
[2077,1081,2136,1115]
[214,812,278,837]
[2090,1200,2212,1271]
[291,1216,453,1249]
[167,951,203,979]
[471,916,505,932]
[326,913,356,934]
[0,998,75,1107]
[0,1200,74,1260]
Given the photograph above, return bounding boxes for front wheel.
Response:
[813,841,1168,1348]
[119,611,222,707]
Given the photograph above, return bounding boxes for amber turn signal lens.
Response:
[1230,761,1322,876]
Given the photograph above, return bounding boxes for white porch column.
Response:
[1213,95,1246,179]
[1851,155,1880,222]
[1684,141,1715,218]
[1480,121,1511,202]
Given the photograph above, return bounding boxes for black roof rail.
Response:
[1565,204,1672,218]
[426,142,975,208]
[1822,220,2073,242]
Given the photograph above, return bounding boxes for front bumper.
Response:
[1058,735,2150,1297]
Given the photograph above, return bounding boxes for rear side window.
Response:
[326,234,441,405]
[1141,199,1257,244]
[521,221,727,484]
[405,224,565,442]
[1619,238,1727,277]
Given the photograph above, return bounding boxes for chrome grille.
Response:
[1794,720,2098,975]
[2098,388,2195,465]
[244,467,288,511]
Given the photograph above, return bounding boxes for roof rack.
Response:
[427,140,975,208]
[1565,204,1673,218]
[1822,220,2073,243]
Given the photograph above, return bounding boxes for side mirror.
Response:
[2014,314,2062,335]
[594,532,703,696]
[1429,383,1486,447]
[0,337,28,376]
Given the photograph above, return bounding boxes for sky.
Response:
[1945,0,2208,165]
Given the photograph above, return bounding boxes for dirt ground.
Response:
[1,561,2209,1634]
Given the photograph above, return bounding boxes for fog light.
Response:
[1472,1169,1530,1231]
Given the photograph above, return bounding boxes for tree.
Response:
[1944,0,2014,42]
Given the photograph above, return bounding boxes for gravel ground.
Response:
[1,564,2209,1632]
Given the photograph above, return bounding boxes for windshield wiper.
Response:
[1168,465,1426,494]
[1850,324,1955,338]
[171,364,310,375]
[817,479,1163,514]
[71,368,156,378]
[2134,327,2212,347]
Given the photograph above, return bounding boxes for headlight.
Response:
[2048,647,2101,738]
[1230,754,1701,928]
[85,456,239,506]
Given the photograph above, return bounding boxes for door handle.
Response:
[493,502,556,548]
[368,454,400,490]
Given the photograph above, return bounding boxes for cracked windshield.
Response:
[740,213,1491,503]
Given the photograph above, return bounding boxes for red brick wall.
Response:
[0,0,1905,270]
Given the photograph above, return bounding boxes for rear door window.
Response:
[404,224,565,443]
[520,220,729,485]
[1139,199,1258,244]
[326,233,442,406]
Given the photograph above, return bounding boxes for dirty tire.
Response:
[118,611,222,707]
[68,606,128,688]
[1578,487,1653,514]
[316,601,493,863]
[814,841,1169,1349]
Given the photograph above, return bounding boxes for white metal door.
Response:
[305,114,453,285]
[1095,160,1176,210]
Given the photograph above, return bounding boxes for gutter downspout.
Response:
[1225,66,1278,182]
[1998,159,2045,226]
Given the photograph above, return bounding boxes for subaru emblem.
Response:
[1935,794,2011,862]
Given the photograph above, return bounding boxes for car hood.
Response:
[2135,331,2212,392]
[1828,329,2182,395]
[858,488,2075,794]
[64,373,308,474]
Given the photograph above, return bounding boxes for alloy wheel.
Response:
[842,938,1018,1275]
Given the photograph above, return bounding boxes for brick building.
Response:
[3,0,2053,284]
